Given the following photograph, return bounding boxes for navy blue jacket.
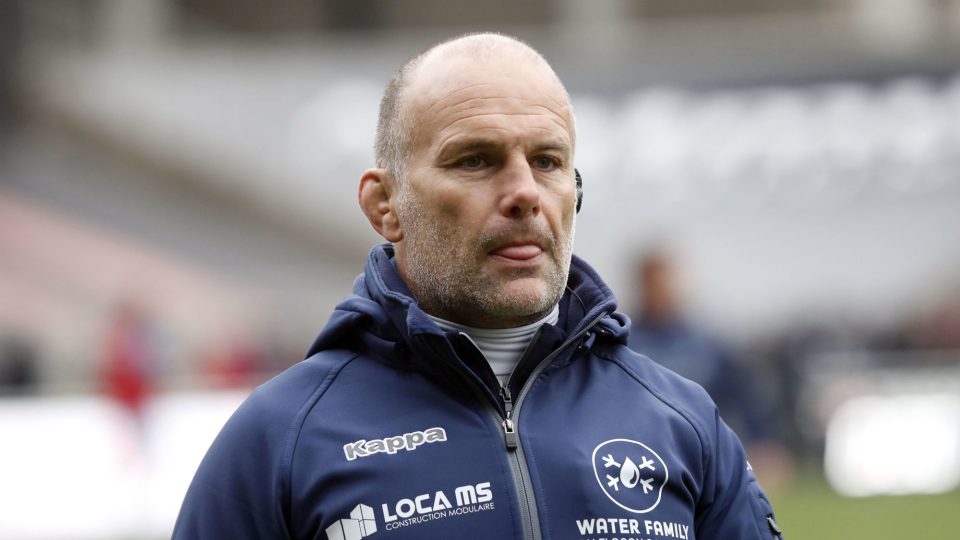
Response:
[174,244,783,540]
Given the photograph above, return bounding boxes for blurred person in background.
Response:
[892,287,960,351]
[0,0,21,139]
[0,334,39,393]
[628,248,775,441]
[200,339,262,388]
[100,298,158,422]
[628,248,793,491]
[175,33,783,540]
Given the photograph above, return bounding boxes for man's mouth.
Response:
[490,243,544,261]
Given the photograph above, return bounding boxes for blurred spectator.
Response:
[100,298,158,418]
[200,334,264,389]
[0,0,22,137]
[750,320,849,466]
[0,334,39,393]
[627,248,793,489]
[898,289,960,351]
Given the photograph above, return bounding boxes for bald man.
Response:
[174,34,784,540]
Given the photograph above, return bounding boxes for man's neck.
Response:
[428,306,560,386]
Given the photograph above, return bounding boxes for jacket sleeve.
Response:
[172,387,294,539]
[694,411,784,539]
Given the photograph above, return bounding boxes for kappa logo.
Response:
[591,438,669,513]
[326,504,377,540]
[343,427,447,461]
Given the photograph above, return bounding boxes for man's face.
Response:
[393,51,578,328]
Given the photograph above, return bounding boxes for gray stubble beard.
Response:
[396,188,575,327]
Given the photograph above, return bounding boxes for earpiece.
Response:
[575,168,583,213]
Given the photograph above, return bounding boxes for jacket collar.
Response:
[306,243,628,363]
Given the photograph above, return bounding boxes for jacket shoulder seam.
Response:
[593,348,713,459]
[279,350,364,526]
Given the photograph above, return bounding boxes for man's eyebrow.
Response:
[438,137,501,156]
[531,140,572,159]
[437,137,571,159]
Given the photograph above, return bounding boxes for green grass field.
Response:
[767,475,960,539]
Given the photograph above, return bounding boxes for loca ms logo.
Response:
[325,504,377,540]
[591,439,669,513]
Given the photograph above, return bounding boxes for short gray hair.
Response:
[373,56,417,181]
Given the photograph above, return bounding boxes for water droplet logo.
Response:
[592,439,669,513]
[620,456,640,488]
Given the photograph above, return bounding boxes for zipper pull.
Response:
[502,418,518,449]
[501,386,518,450]
[501,385,513,415]
[766,515,784,540]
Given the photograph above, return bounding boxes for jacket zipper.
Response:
[436,310,608,540]
[499,310,609,540]
[500,384,537,539]
[442,367,532,539]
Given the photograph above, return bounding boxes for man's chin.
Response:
[490,280,559,320]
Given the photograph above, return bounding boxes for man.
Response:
[174,33,784,540]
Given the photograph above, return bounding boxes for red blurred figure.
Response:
[201,337,262,389]
[101,300,156,416]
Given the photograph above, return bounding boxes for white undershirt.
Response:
[428,306,560,386]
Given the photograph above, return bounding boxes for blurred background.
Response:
[2,0,960,538]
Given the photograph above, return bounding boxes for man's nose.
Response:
[498,158,541,219]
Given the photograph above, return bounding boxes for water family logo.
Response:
[591,438,668,513]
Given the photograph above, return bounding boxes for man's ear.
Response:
[358,168,403,242]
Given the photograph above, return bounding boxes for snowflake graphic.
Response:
[602,453,657,494]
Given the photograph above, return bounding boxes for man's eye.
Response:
[459,155,486,169]
[532,156,560,171]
